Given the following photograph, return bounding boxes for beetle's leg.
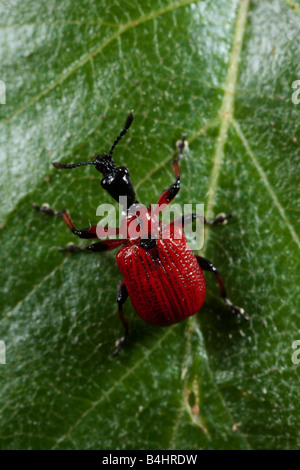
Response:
[169,213,234,231]
[155,160,180,207]
[113,281,129,356]
[196,256,248,320]
[186,213,233,226]
[33,203,118,239]
[203,213,234,226]
[58,239,123,253]
[155,133,186,211]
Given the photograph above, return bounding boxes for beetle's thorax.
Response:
[120,204,160,242]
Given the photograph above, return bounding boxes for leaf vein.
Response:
[0,0,199,130]
[232,118,300,250]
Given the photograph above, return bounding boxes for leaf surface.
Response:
[0,0,299,450]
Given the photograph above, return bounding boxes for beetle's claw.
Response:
[176,133,187,161]
[112,336,126,356]
[214,213,234,225]
[33,203,65,217]
[231,304,249,321]
[58,243,83,253]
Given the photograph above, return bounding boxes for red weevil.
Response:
[33,113,247,355]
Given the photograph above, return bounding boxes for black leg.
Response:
[204,213,233,226]
[33,203,122,253]
[33,203,100,239]
[196,255,248,320]
[169,212,234,231]
[58,239,123,253]
[113,282,129,356]
[155,133,186,210]
[33,203,119,239]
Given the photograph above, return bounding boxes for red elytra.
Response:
[117,225,206,327]
[33,113,246,356]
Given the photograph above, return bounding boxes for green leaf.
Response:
[0,0,299,450]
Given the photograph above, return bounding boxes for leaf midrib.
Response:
[170,0,251,450]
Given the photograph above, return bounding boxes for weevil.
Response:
[33,113,247,355]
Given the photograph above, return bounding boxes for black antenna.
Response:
[108,112,134,157]
[52,160,95,169]
[52,113,134,169]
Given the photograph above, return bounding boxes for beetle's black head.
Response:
[52,113,136,207]
[94,155,136,206]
